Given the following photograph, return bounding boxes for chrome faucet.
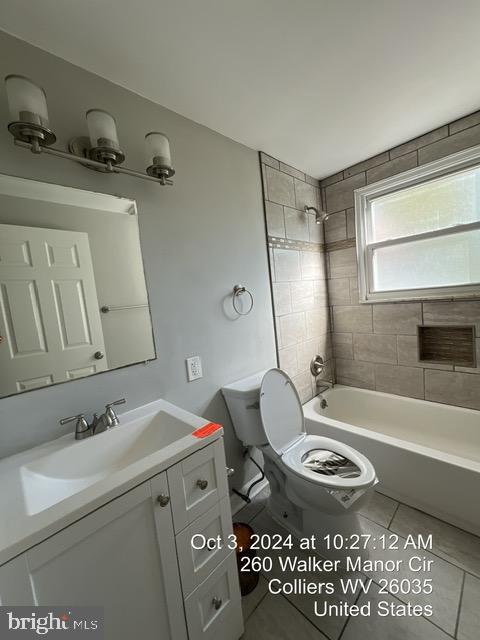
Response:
[60,399,126,440]
[310,355,334,405]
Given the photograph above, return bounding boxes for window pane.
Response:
[369,166,480,243]
[371,229,480,292]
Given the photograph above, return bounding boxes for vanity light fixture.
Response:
[4,74,175,186]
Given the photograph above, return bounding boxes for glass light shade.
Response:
[5,75,50,126]
[86,109,120,149]
[145,132,172,168]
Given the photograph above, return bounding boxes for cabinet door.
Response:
[184,553,243,640]
[176,496,233,597]
[26,476,187,640]
[168,439,229,532]
[0,555,33,605]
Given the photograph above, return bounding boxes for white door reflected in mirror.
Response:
[0,174,156,398]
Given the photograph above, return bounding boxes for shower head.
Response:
[304,205,329,224]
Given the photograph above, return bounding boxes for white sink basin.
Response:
[20,409,195,515]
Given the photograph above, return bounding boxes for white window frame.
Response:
[355,144,480,303]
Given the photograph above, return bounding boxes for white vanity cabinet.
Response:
[0,438,243,640]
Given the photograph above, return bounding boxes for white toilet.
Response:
[222,368,377,551]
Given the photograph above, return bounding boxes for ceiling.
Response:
[1,0,480,178]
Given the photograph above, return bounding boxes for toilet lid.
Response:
[260,368,305,455]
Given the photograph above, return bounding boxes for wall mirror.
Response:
[0,174,156,398]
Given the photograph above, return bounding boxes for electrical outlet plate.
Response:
[186,356,203,382]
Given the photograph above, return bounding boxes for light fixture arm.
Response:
[13,139,173,185]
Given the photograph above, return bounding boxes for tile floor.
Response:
[236,486,480,640]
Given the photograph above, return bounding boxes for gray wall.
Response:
[0,32,277,485]
[260,153,332,403]
[320,111,480,409]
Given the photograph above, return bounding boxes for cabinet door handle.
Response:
[157,494,170,507]
[196,479,208,490]
[212,597,222,610]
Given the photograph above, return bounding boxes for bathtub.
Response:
[303,385,480,537]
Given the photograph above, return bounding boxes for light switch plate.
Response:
[186,356,203,381]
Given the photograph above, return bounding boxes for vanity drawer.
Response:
[168,439,228,532]
[176,496,233,597]
[184,552,243,640]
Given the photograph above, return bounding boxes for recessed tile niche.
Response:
[418,325,476,367]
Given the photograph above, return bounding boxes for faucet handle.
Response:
[105,398,126,426]
[105,398,126,409]
[59,414,90,438]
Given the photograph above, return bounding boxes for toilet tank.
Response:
[222,371,268,446]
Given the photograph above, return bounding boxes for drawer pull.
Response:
[157,494,170,507]
[212,597,222,610]
[196,479,208,490]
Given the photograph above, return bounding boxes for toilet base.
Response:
[266,494,369,561]
[262,455,373,560]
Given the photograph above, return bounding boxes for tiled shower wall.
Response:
[260,153,332,403]
[320,109,480,410]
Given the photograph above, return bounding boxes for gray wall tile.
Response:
[273,248,301,281]
[349,277,359,304]
[279,161,305,181]
[354,333,397,364]
[260,151,279,169]
[366,151,417,183]
[375,363,424,398]
[389,126,448,159]
[336,358,375,389]
[292,370,315,404]
[294,178,318,211]
[373,303,422,335]
[346,208,355,238]
[449,110,480,135]
[324,211,347,243]
[425,369,480,410]
[455,338,480,374]
[344,151,389,178]
[297,338,321,371]
[333,333,353,359]
[321,170,344,187]
[328,278,351,305]
[308,214,324,243]
[278,345,299,378]
[290,280,314,312]
[333,305,373,333]
[279,312,307,347]
[423,301,480,333]
[329,247,357,278]
[325,172,366,213]
[306,308,329,339]
[300,251,323,280]
[305,174,320,187]
[265,201,285,237]
[418,124,480,164]
[272,282,292,316]
[265,165,296,206]
[284,206,309,241]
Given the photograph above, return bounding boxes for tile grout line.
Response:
[337,585,365,640]
[243,587,269,624]
[453,571,466,639]
[387,501,401,530]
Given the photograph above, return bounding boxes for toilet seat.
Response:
[282,434,377,490]
[260,368,376,491]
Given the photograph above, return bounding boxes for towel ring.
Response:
[232,284,254,316]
